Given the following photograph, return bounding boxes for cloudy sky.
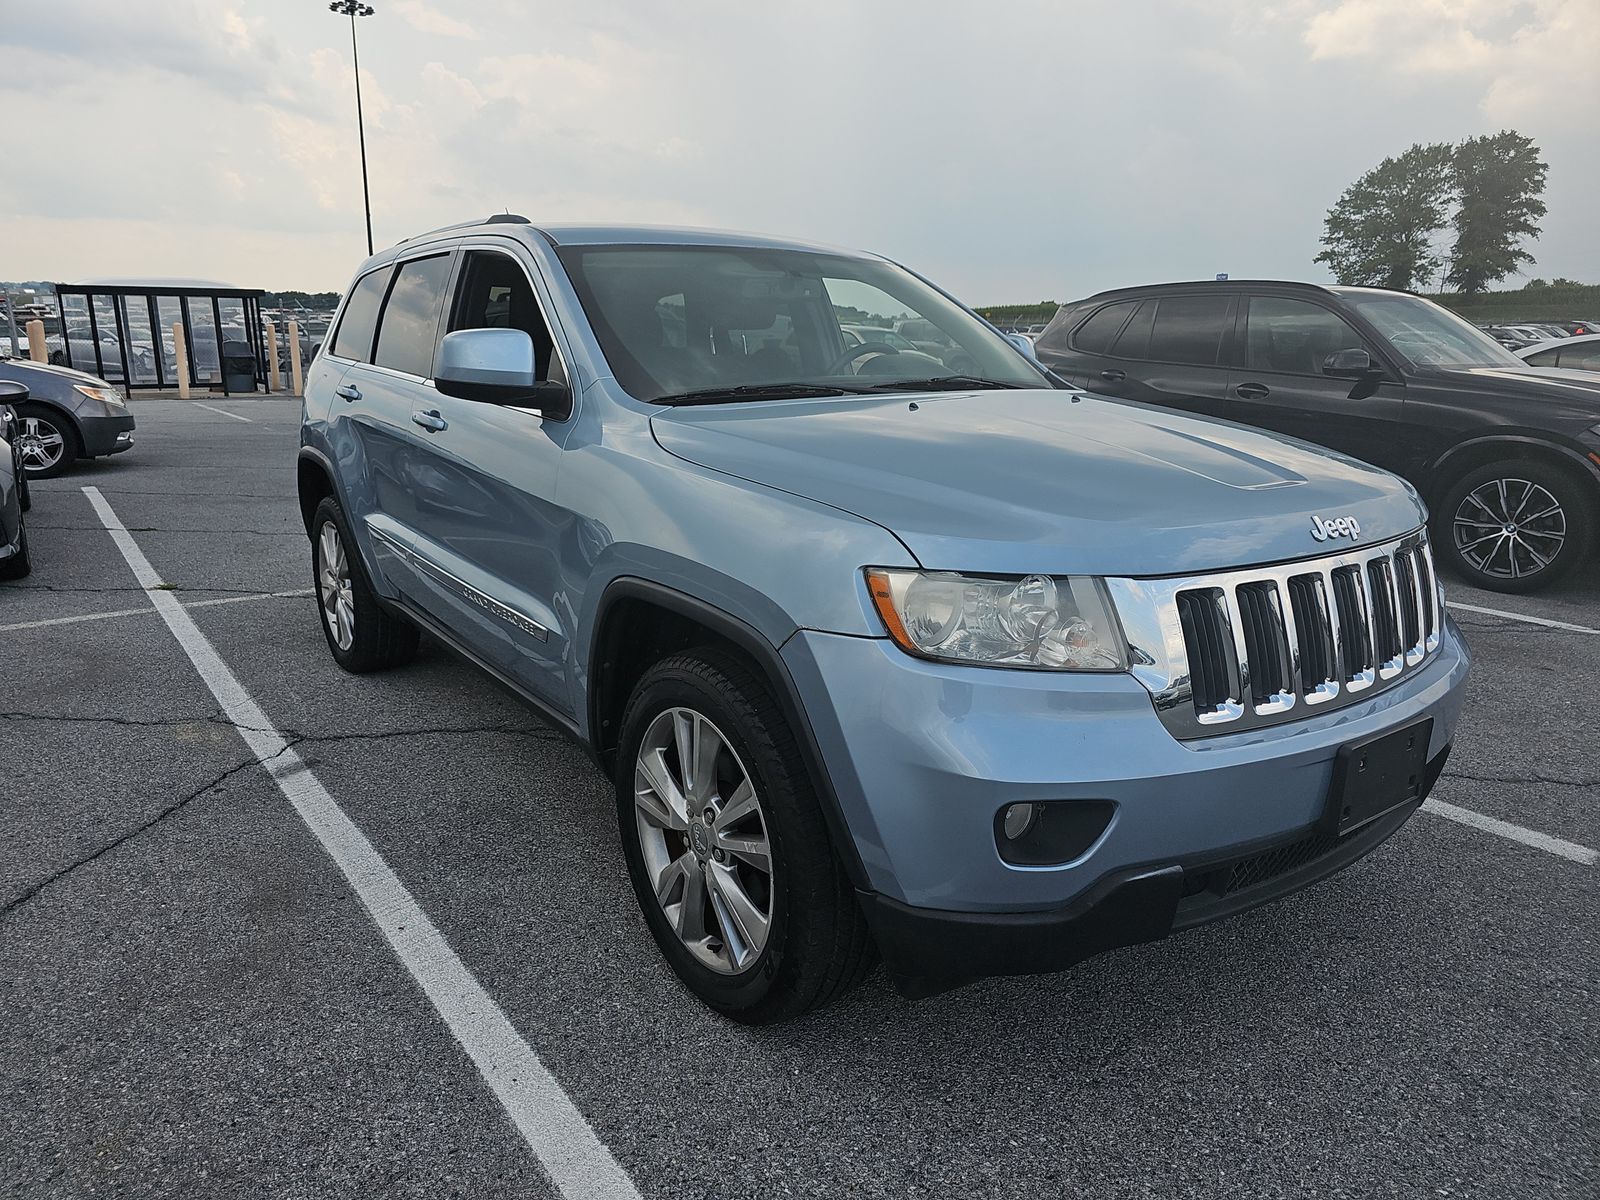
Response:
[2,0,1596,303]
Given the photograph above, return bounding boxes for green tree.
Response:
[1314,143,1455,290]
[1446,131,1547,294]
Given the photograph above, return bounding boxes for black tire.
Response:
[309,496,419,672]
[0,512,32,581]
[615,647,875,1023]
[1434,458,1595,593]
[15,403,80,479]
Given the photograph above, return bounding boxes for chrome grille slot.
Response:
[1367,558,1404,669]
[1330,565,1372,683]
[1109,530,1444,740]
[1175,588,1236,717]
[1286,574,1336,691]
[1393,549,1421,654]
[1236,581,1290,709]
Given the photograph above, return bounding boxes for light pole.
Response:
[329,1,376,255]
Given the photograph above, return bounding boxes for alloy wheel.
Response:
[16,416,65,472]
[1452,477,1566,582]
[317,520,356,651]
[633,707,774,975]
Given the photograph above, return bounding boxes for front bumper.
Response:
[80,413,136,457]
[781,619,1470,977]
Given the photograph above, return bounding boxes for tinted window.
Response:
[1561,344,1600,372]
[1147,295,1232,365]
[1523,347,1562,366]
[1243,297,1366,375]
[1111,300,1154,358]
[449,251,563,383]
[1072,301,1136,354]
[374,254,453,378]
[331,267,392,362]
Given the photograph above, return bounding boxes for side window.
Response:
[449,251,564,384]
[1243,296,1367,376]
[1563,345,1600,372]
[1147,294,1233,366]
[1071,301,1136,354]
[331,266,393,362]
[373,254,453,378]
[1110,300,1155,359]
[1523,347,1562,367]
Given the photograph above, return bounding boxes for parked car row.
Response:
[296,216,1475,1022]
[1480,318,1598,350]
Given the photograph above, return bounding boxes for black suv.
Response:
[1034,281,1600,592]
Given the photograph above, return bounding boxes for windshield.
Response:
[556,244,1046,402]
[1338,291,1524,370]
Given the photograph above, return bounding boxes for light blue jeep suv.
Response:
[298,218,1470,1022]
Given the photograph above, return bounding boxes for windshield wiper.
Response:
[859,375,1028,393]
[650,382,872,406]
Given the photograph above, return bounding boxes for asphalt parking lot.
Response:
[3,397,1597,1199]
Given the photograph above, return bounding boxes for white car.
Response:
[1516,333,1600,374]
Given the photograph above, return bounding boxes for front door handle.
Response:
[1099,369,1126,382]
[1234,382,1270,399]
[335,384,361,402]
[411,410,448,432]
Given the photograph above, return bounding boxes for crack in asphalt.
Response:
[0,583,300,596]
[0,709,565,747]
[1441,768,1600,789]
[0,742,301,921]
[26,525,301,536]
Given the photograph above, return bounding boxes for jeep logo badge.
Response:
[1310,514,1360,542]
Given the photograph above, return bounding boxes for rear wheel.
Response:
[310,496,419,672]
[1435,459,1595,593]
[616,648,874,1023]
[15,404,79,479]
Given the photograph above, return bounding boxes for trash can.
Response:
[220,339,256,394]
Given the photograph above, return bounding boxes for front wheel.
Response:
[309,496,419,672]
[1434,460,1595,593]
[14,403,79,479]
[616,648,874,1023]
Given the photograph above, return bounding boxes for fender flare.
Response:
[1428,435,1600,499]
[588,576,870,890]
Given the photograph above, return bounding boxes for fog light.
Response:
[1001,802,1039,841]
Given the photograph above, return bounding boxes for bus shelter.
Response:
[51,279,267,394]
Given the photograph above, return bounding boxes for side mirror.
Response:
[1322,348,1378,379]
[434,328,572,420]
[1004,332,1038,361]
[0,380,29,404]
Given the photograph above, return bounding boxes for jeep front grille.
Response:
[1107,532,1443,739]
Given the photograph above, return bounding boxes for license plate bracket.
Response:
[1321,718,1433,837]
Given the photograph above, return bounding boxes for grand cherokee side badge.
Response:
[1310,514,1361,542]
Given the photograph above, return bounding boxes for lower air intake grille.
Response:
[1221,829,1339,895]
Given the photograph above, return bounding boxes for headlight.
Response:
[74,384,124,407]
[865,569,1128,671]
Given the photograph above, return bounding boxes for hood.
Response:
[1425,365,1600,414]
[651,389,1426,576]
[0,357,114,390]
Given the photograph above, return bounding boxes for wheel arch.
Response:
[296,447,338,536]
[588,576,870,889]
[1424,435,1600,508]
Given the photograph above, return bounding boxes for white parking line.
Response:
[1422,798,1598,866]
[1447,601,1600,634]
[81,486,641,1200]
[193,402,252,423]
[0,589,313,634]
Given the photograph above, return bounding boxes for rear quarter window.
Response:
[1068,301,1137,354]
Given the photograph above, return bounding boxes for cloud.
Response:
[392,1,479,39]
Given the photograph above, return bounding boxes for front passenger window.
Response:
[449,252,565,385]
[1244,297,1367,376]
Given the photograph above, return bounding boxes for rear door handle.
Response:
[1234,382,1270,399]
[411,410,448,432]
[335,384,361,402]
[1099,369,1125,382]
